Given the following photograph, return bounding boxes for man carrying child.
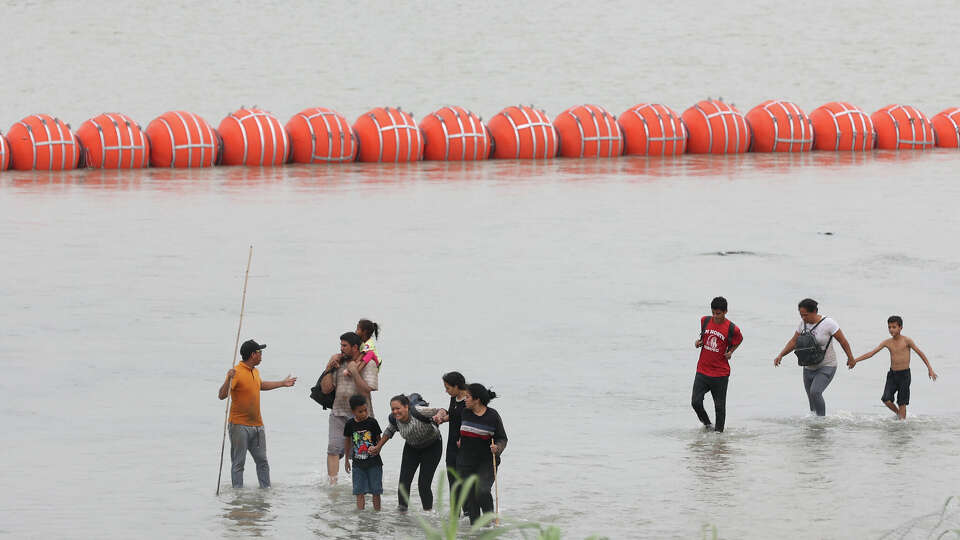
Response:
[848,315,937,419]
[343,394,383,510]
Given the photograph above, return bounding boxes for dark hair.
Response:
[349,394,367,410]
[390,394,410,407]
[466,383,497,405]
[798,298,819,313]
[357,319,380,340]
[710,296,728,311]
[340,332,362,347]
[888,315,903,327]
[442,371,467,390]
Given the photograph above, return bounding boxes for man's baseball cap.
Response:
[240,340,267,360]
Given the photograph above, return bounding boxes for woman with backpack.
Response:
[368,394,443,511]
[774,298,856,416]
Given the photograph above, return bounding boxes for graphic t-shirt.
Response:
[343,417,383,468]
[797,316,840,370]
[696,317,744,377]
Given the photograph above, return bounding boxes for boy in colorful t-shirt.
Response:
[343,394,384,510]
[692,296,743,432]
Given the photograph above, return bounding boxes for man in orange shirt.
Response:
[218,339,297,488]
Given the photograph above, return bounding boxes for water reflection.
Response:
[222,490,274,537]
[880,420,916,466]
[685,433,736,501]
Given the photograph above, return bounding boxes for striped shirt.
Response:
[383,406,441,448]
[458,407,507,466]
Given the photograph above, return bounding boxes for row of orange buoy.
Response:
[0,101,958,172]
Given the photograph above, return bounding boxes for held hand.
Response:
[724,351,733,360]
[695,339,702,349]
[847,358,857,369]
[368,446,379,456]
[490,441,498,454]
[929,369,938,381]
[283,375,297,387]
[774,355,782,367]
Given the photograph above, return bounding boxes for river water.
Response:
[2,2,959,539]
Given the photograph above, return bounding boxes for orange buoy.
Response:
[0,131,9,171]
[618,103,687,156]
[146,111,219,168]
[553,104,622,158]
[871,105,934,150]
[286,108,357,163]
[809,102,874,151]
[75,113,149,169]
[746,100,813,152]
[353,107,422,162]
[488,105,557,159]
[420,106,490,161]
[6,114,79,170]
[218,108,288,166]
[681,100,750,154]
[930,108,960,148]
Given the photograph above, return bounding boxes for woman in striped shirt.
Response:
[369,394,443,511]
[456,383,507,524]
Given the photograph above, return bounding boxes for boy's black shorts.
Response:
[881,368,911,406]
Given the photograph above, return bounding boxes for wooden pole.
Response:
[216,245,253,495]
[492,451,500,525]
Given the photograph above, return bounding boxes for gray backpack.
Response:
[795,318,833,366]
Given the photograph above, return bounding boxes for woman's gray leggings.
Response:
[803,366,837,416]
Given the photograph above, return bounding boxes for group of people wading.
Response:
[692,297,937,432]
[217,319,506,524]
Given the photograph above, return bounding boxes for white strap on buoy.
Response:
[566,105,621,158]
[228,110,285,166]
[21,116,75,170]
[503,106,554,159]
[162,112,217,168]
[368,108,420,162]
[93,114,147,168]
[883,105,934,149]
[297,109,354,163]
[432,107,487,161]
[760,101,813,151]
[693,102,744,154]
[943,108,960,147]
[628,104,685,156]
[825,104,872,151]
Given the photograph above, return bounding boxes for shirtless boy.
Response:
[848,316,937,419]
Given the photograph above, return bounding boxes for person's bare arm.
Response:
[262,375,297,390]
[218,368,235,400]
[774,332,799,366]
[346,361,374,394]
[908,338,937,380]
[833,329,855,365]
[368,431,392,456]
[851,341,887,368]
[344,437,352,472]
[320,354,342,393]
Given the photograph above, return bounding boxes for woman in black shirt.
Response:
[455,383,507,524]
[434,371,468,491]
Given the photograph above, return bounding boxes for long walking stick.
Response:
[492,451,500,526]
[216,245,254,495]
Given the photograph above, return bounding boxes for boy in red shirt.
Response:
[692,297,743,432]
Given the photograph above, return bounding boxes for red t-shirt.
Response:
[696,316,743,377]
